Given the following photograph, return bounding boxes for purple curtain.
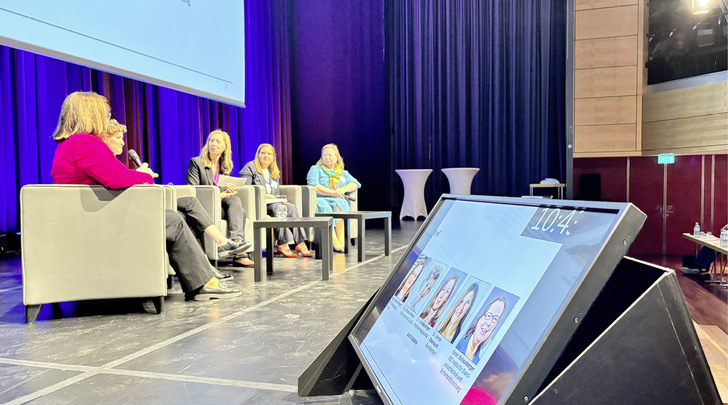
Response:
[287,0,387,210]
[386,0,566,205]
[0,0,292,235]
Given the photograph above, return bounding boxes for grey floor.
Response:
[0,221,422,405]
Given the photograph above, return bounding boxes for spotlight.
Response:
[692,0,711,14]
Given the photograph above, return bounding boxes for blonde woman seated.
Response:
[306,143,360,252]
[240,143,312,258]
[187,130,254,267]
[436,283,479,343]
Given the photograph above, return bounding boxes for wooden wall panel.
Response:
[575,96,637,125]
[575,6,639,40]
[574,36,638,69]
[642,80,728,155]
[642,113,728,153]
[643,82,728,122]
[574,125,637,153]
[575,66,637,98]
[573,1,644,158]
[575,0,637,11]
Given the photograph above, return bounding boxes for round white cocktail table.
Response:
[395,169,432,220]
[441,167,480,195]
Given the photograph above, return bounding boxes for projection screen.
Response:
[0,1,246,106]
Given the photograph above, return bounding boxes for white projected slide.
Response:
[0,1,246,106]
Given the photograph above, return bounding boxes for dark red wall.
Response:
[574,154,727,256]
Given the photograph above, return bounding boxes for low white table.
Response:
[442,167,480,195]
[395,169,432,220]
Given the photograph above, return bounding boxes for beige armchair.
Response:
[300,187,359,253]
[21,184,170,323]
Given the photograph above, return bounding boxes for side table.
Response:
[315,211,391,262]
[253,216,333,281]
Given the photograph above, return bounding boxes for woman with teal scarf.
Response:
[306,143,361,252]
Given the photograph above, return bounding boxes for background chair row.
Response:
[215,175,358,258]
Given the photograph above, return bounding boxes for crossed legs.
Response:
[164,210,240,299]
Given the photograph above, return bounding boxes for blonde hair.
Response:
[395,259,426,302]
[53,92,110,142]
[199,129,233,174]
[253,143,280,179]
[316,143,345,169]
[106,119,127,136]
[421,274,460,325]
[436,283,479,337]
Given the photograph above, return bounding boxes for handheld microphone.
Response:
[127,149,143,168]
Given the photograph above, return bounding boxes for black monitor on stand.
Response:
[300,195,719,405]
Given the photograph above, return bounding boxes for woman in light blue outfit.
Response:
[306,143,361,252]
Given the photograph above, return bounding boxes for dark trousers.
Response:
[165,210,214,293]
[267,202,307,246]
[221,195,246,241]
[176,196,214,234]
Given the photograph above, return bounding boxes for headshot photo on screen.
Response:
[456,288,519,364]
[436,281,486,343]
[408,263,444,312]
[394,257,427,303]
[419,271,464,327]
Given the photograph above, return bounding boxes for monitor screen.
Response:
[349,195,645,405]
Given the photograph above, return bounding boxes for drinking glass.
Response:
[275,204,287,220]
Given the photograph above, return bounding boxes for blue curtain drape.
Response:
[386,0,566,206]
[0,0,292,235]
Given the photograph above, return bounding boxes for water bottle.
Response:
[721,229,728,248]
[693,222,701,237]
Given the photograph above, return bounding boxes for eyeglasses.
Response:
[484,312,500,323]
